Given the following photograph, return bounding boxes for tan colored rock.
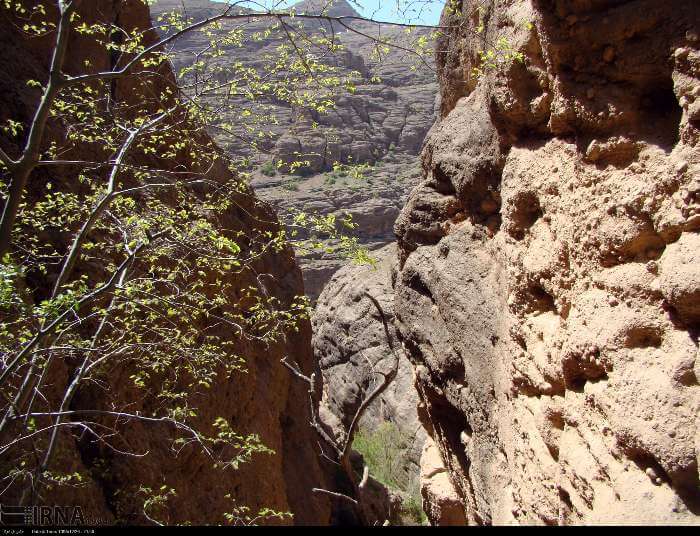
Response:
[658,232,700,325]
[394,0,700,526]
[420,438,466,526]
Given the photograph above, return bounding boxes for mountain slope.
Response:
[151,0,438,299]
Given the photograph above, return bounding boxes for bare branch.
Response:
[280,355,312,384]
[312,487,358,505]
[282,290,400,524]
[340,291,399,459]
[0,146,16,168]
[358,464,370,490]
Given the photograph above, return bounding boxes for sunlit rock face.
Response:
[152,0,438,301]
[393,0,700,525]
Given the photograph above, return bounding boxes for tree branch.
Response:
[340,291,399,459]
[0,234,160,408]
[0,0,80,255]
[64,10,446,88]
[0,146,16,168]
[282,289,400,525]
[312,487,358,505]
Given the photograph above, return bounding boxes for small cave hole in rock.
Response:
[509,192,542,240]
[432,164,457,195]
[566,369,609,393]
[625,326,663,349]
[640,83,682,151]
[432,397,473,479]
[527,283,556,314]
[558,487,574,510]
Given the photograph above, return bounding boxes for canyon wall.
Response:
[154,0,436,173]
[313,244,426,474]
[0,0,329,524]
[393,0,699,525]
[153,0,437,301]
[255,159,422,300]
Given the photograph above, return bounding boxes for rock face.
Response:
[255,158,422,299]
[419,437,467,526]
[394,0,700,525]
[155,0,436,173]
[152,0,437,300]
[0,1,329,525]
[312,244,426,474]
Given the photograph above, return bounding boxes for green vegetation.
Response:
[353,422,427,525]
[472,36,526,79]
[260,160,278,177]
[322,160,377,189]
[0,0,391,523]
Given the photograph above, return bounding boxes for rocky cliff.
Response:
[152,0,437,300]
[393,0,699,525]
[313,244,426,473]
[255,157,423,299]
[311,243,428,524]
[154,0,436,173]
[0,0,329,525]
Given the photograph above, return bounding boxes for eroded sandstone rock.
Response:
[312,244,426,475]
[394,0,700,525]
[420,437,467,526]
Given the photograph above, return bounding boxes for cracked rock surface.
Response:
[394,0,700,525]
[312,244,426,478]
[153,0,437,300]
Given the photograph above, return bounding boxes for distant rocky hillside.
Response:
[151,0,438,299]
[253,154,423,298]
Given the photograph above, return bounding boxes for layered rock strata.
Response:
[152,0,437,300]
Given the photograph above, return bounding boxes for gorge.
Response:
[0,0,698,527]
